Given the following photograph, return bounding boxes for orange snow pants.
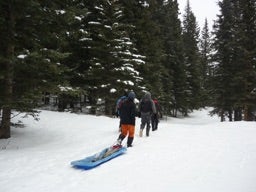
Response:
[121,124,135,137]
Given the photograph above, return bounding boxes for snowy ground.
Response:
[1,108,256,192]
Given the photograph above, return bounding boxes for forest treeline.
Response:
[0,0,256,138]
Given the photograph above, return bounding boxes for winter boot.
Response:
[139,129,143,137]
[151,122,155,131]
[127,137,134,147]
[118,121,122,132]
[117,134,125,145]
[117,139,122,145]
[146,127,150,137]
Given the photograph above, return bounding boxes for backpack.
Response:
[140,99,152,113]
[153,99,159,112]
[153,99,162,118]
[116,96,127,114]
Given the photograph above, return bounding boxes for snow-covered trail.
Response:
[1,109,256,192]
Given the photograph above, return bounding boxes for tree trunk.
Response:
[0,2,15,139]
[234,108,242,121]
[0,108,11,139]
[220,110,225,122]
[244,105,249,121]
[244,105,254,121]
[228,109,233,121]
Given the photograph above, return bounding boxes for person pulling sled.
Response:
[117,91,137,147]
[115,90,128,132]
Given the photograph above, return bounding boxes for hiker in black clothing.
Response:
[117,91,137,147]
[138,91,156,137]
[115,90,128,132]
[151,98,162,131]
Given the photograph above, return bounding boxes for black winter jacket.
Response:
[119,98,136,125]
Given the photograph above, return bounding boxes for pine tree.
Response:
[124,0,164,97]
[182,0,201,115]
[0,1,15,138]
[212,0,235,121]
[199,19,214,106]
[237,0,256,121]
[0,0,71,138]
[159,0,186,116]
[212,0,256,121]
[75,0,145,115]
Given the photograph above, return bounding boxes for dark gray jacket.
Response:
[139,92,156,115]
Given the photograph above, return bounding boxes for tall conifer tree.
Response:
[212,0,235,121]
[199,19,214,106]
[159,0,186,116]
[123,0,164,97]
[182,0,201,114]
[236,0,256,120]
[79,0,145,115]
[212,0,256,121]
[0,0,73,138]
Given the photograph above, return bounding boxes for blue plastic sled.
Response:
[71,146,127,170]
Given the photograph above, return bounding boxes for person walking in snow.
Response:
[117,91,137,147]
[115,90,128,132]
[138,91,156,137]
[151,98,162,131]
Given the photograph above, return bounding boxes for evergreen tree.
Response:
[199,19,214,106]
[123,0,164,98]
[236,0,256,121]
[212,0,235,121]
[212,0,256,121]
[57,1,92,112]
[78,0,145,115]
[0,0,72,138]
[159,0,186,116]
[182,0,201,115]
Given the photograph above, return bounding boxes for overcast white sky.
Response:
[178,0,220,30]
